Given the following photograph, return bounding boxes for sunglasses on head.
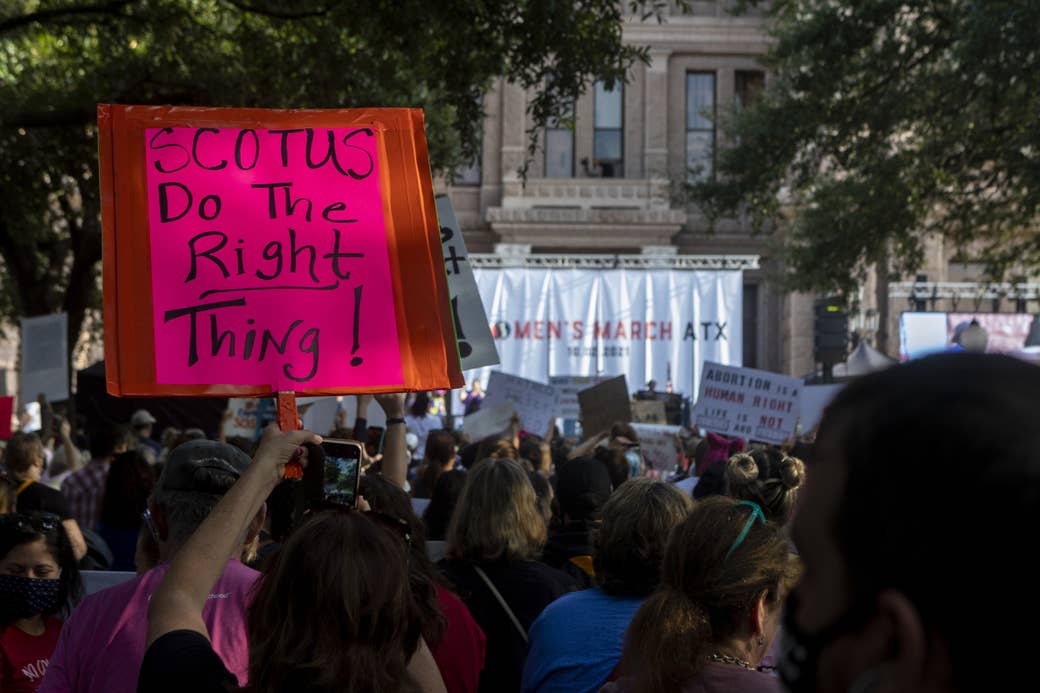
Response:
[0,512,62,534]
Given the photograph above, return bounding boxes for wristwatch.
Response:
[386,417,406,426]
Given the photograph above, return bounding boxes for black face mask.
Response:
[778,590,874,693]
[0,574,62,619]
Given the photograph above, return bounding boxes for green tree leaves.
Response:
[694,0,1040,294]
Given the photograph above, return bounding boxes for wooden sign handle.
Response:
[277,391,304,479]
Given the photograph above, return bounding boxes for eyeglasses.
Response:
[307,501,413,548]
[141,508,159,542]
[0,512,62,534]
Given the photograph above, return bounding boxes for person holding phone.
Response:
[140,425,447,693]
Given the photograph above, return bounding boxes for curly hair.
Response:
[724,449,805,524]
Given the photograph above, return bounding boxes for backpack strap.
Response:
[472,564,528,644]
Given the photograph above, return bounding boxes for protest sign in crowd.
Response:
[0,104,1031,693]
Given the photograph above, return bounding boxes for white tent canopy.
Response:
[834,341,897,377]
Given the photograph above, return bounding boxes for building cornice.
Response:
[470,253,760,270]
[622,15,772,54]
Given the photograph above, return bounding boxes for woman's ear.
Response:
[871,589,939,693]
[749,589,769,637]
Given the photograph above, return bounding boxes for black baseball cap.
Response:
[157,440,252,495]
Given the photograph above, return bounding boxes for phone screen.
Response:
[321,440,362,507]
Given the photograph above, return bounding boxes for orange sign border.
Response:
[99,104,463,396]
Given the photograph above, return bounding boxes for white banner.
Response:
[694,362,801,444]
[20,313,69,403]
[471,268,742,399]
[436,196,500,371]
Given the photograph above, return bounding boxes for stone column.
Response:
[644,49,671,179]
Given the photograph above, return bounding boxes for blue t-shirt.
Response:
[521,588,643,693]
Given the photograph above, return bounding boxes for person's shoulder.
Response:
[217,559,261,589]
[24,482,69,513]
[63,465,89,484]
[528,587,580,632]
[77,570,151,611]
[139,629,236,692]
[434,583,466,610]
[535,587,621,622]
[212,560,261,601]
[434,585,482,631]
[698,663,783,693]
[58,571,148,640]
[518,560,582,590]
[22,480,58,498]
[438,558,473,585]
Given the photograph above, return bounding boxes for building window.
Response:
[593,81,623,178]
[735,70,765,112]
[454,151,481,186]
[545,99,575,178]
[685,72,716,182]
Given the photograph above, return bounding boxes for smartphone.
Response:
[366,426,385,457]
[321,439,364,507]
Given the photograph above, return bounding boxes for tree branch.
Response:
[220,0,338,20]
[0,105,96,129]
[0,0,136,34]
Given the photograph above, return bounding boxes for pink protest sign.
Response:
[143,126,402,390]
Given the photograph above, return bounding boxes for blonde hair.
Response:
[446,458,547,562]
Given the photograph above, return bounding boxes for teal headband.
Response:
[724,500,767,562]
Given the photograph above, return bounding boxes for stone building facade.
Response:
[444,2,1024,378]
[444,2,818,377]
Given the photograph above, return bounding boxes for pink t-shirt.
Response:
[38,560,259,693]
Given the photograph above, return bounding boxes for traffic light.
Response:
[814,296,848,372]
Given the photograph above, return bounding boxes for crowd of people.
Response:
[0,352,1034,692]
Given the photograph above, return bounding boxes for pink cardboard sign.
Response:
[144,127,403,390]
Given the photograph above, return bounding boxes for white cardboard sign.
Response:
[631,423,682,473]
[483,371,559,436]
[20,313,69,403]
[694,362,801,444]
[797,384,844,434]
[549,375,611,419]
[223,397,263,439]
[462,401,517,441]
[436,195,499,371]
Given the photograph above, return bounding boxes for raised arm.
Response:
[374,393,408,489]
[568,429,610,460]
[58,418,83,474]
[352,394,373,440]
[146,426,321,647]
